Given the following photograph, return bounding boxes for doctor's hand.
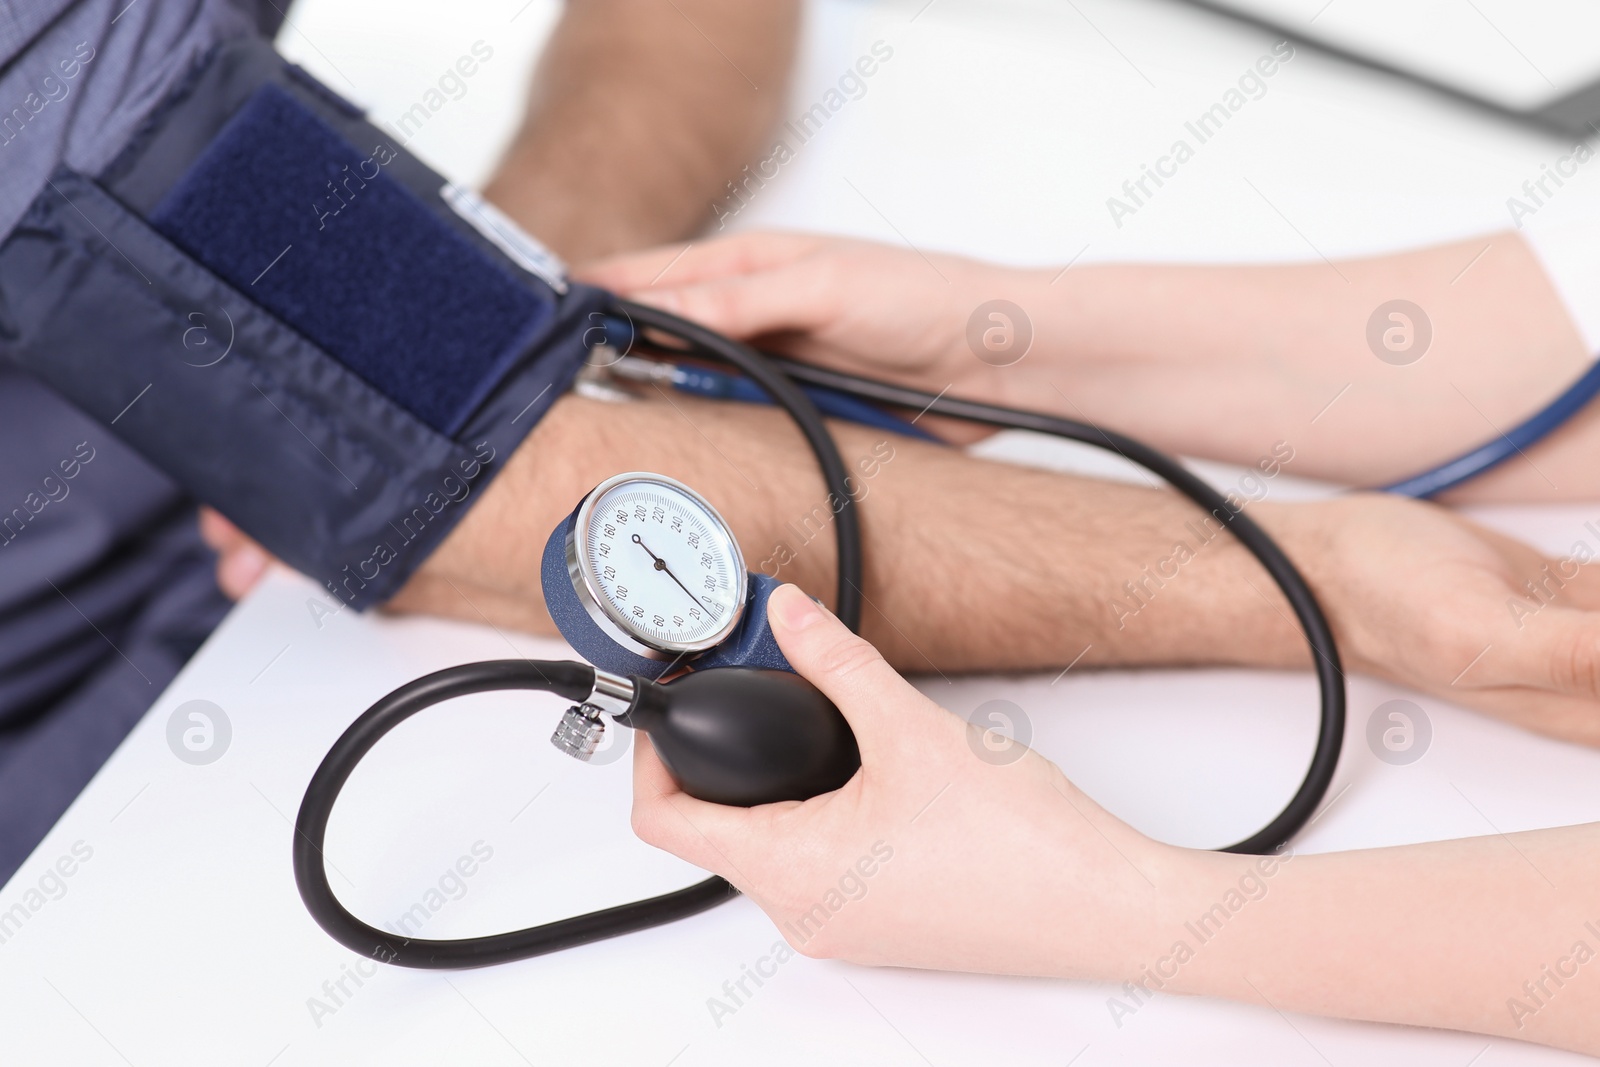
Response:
[582,232,1042,439]
[629,582,1180,976]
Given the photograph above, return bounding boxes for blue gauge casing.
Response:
[541,502,793,680]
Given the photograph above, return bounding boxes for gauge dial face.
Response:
[572,474,747,655]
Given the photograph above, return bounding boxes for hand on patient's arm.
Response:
[631,584,1600,1055]
[582,233,1022,442]
[587,230,1599,500]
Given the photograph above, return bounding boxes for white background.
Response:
[4,1,1600,1064]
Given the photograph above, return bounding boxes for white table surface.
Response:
[6,1,1600,1063]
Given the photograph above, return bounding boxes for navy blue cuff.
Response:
[693,574,794,674]
[0,43,606,610]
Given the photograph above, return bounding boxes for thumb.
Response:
[767,583,935,763]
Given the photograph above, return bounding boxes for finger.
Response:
[1468,523,1600,611]
[630,729,681,800]
[578,231,823,293]
[198,507,273,599]
[627,266,838,341]
[767,583,937,763]
[1457,685,1600,747]
[197,507,246,552]
[1489,604,1600,703]
[215,543,270,599]
[1546,563,1600,613]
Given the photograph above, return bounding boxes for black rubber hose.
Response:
[295,311,870,968]
[293,660,739,968]
[295,305,1344,970]
[613,298,864,631]
[763,357,1346,856]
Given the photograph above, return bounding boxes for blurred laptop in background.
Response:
[1182,0,1600,134]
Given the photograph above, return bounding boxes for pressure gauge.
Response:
[564,472,748,659]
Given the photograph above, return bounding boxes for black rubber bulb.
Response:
[618,668,859,806]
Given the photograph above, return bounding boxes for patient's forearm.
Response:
[1163,825,1600,1053]
[483,0,799,262]
[398,393,1307,673]
[1025,233,1598,500]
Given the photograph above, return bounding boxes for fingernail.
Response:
[770,583,823,631]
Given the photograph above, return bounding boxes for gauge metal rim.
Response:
[566,471,749,660]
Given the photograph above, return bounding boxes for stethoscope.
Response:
[293,298,1349,969]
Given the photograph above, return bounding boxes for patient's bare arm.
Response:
[203,371,1600,744]
[393,393,1302,673]
[481,0,800,262]
[395,391,1600,748]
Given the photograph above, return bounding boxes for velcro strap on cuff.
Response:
[0,41,609,609]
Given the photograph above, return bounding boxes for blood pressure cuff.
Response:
[0,38,609,609]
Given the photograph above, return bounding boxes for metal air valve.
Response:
[551,704,606,761]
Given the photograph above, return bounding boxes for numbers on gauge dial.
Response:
[583,485,740,648]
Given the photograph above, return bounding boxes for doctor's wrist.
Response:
[1027,823,1223,987]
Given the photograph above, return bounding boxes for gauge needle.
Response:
[632,534,708,611]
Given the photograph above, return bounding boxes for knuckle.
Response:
[1553,628,1600,695]
[724,237,775,276]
